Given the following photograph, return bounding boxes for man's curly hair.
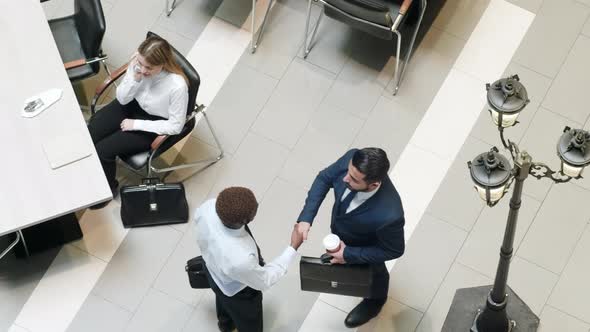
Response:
[216,187,258,228]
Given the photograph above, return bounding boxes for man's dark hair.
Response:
[216,187,258,228]
[352,148,390,184]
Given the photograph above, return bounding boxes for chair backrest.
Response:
[74,0,106,58]
[147,31,201,119]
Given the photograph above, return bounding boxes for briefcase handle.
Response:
[142,177,161,186]
[320,253,333,264]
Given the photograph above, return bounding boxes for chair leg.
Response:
[148,108,224,182]
[166,0,178,16]
[251,0,257,53]
[303,2,324,59]
[0,230,28,260]
[391,30,402,96]
[252,0,274,53]
[392,0,427,96]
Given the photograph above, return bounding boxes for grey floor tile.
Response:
[262,264,320,332]
[279,103,363,190]
[92,226,182,311]
[457,194,541,278]
[426,167,485,231]
[508,256,559,315]
[578,0,590,8]
[181,292,220,332]
[239,0,311,79]
[297,15,352,75]
[152,229,208,306]
[156,0,221,41]
[548,225,590,323]
[506,0,544,13]
[66,294,132,332]
[513,0,590,78]
[538,305,590,332]
[149,25,197,57]
[384,27,466,115]
[449,135,494,173]
[518,108,583,201]
[518,183,590,274]
[432,0,490,40]
[583,16,590,36]
[0,247,60,332]
[126,288,193,332]
[322,31,396,119]
[470,62,552,147]
[209,132,290,198]
[352,96,423,165]
[415,263,491,332]
[251,58,335,149]
[102,0,166,68]
[214,0,252,27]
[193,64,278,154]
[357,298,423,332]
[389,214,467,312]
[41,0,65,19]
[542,35,590,124]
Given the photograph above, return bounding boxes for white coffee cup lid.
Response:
[323,234,340,250]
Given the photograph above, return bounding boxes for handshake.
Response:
[289,221,347,264]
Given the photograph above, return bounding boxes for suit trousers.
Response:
[87,99,163,188]
[206,271,263,332]
[370,262,389,300]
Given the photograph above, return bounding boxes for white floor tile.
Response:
[15,246,107,332]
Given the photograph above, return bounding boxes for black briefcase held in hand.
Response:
[300,254,374,298]
[186,256,210,289]
[120,178,189,228]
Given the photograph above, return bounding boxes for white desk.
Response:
[0,1,111,245]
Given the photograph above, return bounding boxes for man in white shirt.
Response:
[194,187,304,332]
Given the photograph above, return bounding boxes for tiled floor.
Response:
[3,0,590,331]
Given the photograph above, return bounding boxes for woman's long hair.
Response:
[137,36,188,84]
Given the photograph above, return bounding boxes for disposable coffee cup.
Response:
[323,234,341,253]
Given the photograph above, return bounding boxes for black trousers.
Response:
[370,263,389,300]
[87,99,162,188]
[206,272,263,332]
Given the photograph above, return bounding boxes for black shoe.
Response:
[217,321,235,332]
[344,298,386,328]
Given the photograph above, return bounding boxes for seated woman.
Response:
[88,35,188,209]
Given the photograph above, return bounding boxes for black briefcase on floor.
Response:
[300,254,374,298]
[120,178,189,228]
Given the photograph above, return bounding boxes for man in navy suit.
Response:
[296,147,405,328]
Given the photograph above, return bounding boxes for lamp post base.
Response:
[442,285,539,332]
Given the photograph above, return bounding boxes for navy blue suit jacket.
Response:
[298,149,405,265]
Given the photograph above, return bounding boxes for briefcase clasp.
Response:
[331,281,338,288]
[150,203,158,211]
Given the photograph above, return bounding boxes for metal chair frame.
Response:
[303,0,427,95]
[0,230,30,261]
[166,0,275,53]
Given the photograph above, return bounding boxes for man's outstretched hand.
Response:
[290,224,304,250]
[296,221,311,241]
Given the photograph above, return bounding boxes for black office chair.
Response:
[48,0,109,81]
[303,0,427,95]
[90,32,224,180]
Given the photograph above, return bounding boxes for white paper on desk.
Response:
[41,134,92,169]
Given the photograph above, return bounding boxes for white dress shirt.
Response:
[116,65,188,135]
[341,183,381,214]
[194,199,298,297]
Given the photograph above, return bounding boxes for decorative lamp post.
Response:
[442,76,590,332]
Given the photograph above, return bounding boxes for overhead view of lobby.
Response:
[3,0,590,331]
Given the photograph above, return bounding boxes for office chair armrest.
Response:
[151,135,169,151]
[64,56,108,70]
[90,63,128,115]
[392,0,413,31]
